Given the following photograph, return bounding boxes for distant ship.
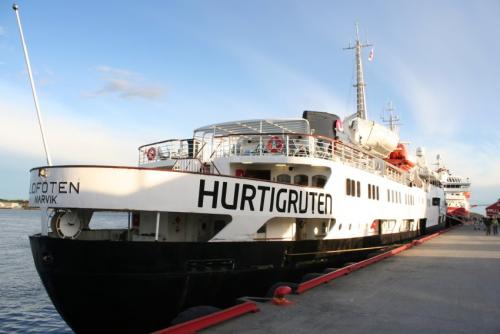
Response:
[28,27,456,333]
[435,158,471,220]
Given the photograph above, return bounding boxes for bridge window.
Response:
[277,174,291,184]
[312,175,327,188]
[294,174,309,186]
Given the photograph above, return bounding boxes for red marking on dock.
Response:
[152,301,259,334]
[296,227,454,294]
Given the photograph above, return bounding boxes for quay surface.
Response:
[205,225,500,334]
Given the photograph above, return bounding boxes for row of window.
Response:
[368,184,380,200]
[345,178,423,206]
[388,189,402,203]
[345,178,361,197]
[405,194,415,205]
[276,174,327,187]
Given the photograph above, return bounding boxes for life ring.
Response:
[146,147,156,161]
[266,136,284,153]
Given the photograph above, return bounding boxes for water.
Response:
[0,210,128,334]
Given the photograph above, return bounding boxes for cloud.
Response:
[95,65,135,77]
[394,63,460,137]
[0,26,5,37]
[86,65,166,100]
[0,84,144,165]
[92,77,165,100]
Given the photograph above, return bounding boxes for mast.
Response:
[381,101,400,132]
[344,23,372,120]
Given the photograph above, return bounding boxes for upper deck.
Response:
[443,175,471,192]
[138,119,411,185]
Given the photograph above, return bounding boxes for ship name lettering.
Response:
[29,181,80,195]
[198,179,332,215]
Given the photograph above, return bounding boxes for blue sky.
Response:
[0,1,498,213]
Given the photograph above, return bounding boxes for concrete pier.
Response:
[205,225,500,334]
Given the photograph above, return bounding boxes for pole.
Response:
[155,212,161,241]
[13,3,52,166]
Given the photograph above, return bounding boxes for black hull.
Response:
[30,228,436,333]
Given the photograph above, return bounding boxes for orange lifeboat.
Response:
[385,143,416,171]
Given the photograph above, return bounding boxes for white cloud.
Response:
[86,65,166,101]
[95,65,135,77]
[394,64,459,137]
[0,87,143,166]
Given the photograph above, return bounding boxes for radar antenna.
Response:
[344,23,372,120]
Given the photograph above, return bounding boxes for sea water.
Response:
[0,210,128,333]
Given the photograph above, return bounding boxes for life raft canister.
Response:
[266,136,284,153]
[146,147,156,161]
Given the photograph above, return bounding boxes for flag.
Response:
[368,48,374,62]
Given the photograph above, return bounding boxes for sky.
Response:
[0,0,498,214]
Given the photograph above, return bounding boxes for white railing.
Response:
[138,139,200,165]
[138,133,406,184]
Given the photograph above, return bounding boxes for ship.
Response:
[434,156,471,221]
[29,27,451,333]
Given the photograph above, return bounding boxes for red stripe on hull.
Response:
[447,207,469,217]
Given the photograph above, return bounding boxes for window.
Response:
[294,174,309,186]
[368,185,379,201]
[387,189,390,201]
[432,197,440,206]
[346,178,360,197]
[277,174,291,184]
[312,175,327,188]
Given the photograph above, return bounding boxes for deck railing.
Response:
[138,139,198,165]
[138,133,406,184]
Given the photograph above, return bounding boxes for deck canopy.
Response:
[194,119,310,139]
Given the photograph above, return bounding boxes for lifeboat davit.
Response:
[385,143,416,171]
